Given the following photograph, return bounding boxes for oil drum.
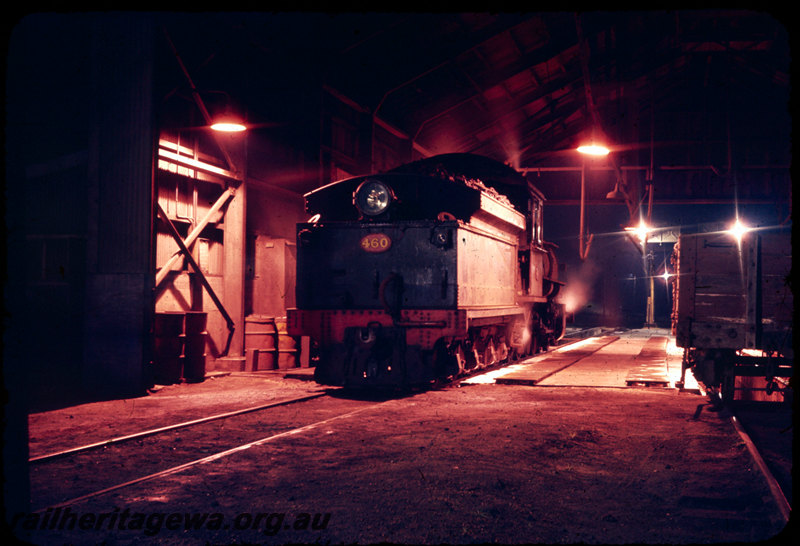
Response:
[154,312,184,384]
[183,311,207,383]
[245,316,278,370]
[276,317,298,369]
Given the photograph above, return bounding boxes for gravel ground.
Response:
[16,375,791,545]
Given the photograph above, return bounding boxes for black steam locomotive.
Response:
[287,153,565,387]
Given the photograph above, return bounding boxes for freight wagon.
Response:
[671,229,792,403]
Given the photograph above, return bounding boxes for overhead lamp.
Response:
[606,181,626,200]
[209,95,247,132]
[210,116,247,133]
[576,144,610,156]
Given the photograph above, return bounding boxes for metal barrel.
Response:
[183,311,207,383]
[276,317,298,369]
[245,316,278,370]
[154,312,184,384]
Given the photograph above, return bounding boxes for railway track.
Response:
[472,332,793,527]
[28,337,583,513]
[28,392,385,512]
[29,393,328,464]
[28,330,789,529]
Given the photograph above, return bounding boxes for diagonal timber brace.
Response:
[155,186,235,286]
[156,203,236,356]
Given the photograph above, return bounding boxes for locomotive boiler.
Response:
[287,153,565,388]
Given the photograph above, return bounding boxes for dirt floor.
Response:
[16,371,791,545]
[26,372,326,459]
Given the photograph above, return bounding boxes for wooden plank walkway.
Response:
[493,336,620,386]
[625,336,671,387]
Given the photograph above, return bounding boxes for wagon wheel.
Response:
[717,350,737,405]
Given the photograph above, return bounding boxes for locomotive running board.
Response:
[465,307,523,327]
[393,319,448,328]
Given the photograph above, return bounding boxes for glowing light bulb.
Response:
[210,121,246,132]
[577,144,610,156]
[625,222,652,242]
[727,219,750,241]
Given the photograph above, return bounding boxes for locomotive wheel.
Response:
[494,337,509,363]
[470,336,484,370]
[434,340,459,380]
[485,341,496,368]
[530,333,540,354]
[453,343,468,376]
[480,338,497,368]
[461,340,478,371]
[507,319,530,362]
[472,344,483,369]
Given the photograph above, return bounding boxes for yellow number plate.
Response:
[360,233,392,253]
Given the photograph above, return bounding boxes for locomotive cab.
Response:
[287,154,565,388]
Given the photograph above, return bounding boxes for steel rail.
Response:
[34,402,379,513]
[28,392,327,464]
[729,414,792,523]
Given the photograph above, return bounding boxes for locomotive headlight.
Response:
[354,179,394,216]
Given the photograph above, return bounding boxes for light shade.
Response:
[606,183,626,200]
[210,120,247,132]
[577,144,610,156]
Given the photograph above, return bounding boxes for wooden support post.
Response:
[222,179,246,361]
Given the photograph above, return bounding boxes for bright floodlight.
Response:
[727,219,751,241]
[625,221,652,242]
[577,144,610,156]
[210,121,247,132]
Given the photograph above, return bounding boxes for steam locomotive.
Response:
[287,153,566,388]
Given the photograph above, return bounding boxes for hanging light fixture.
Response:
[605,181,626,200]
[576,143,610,156]
[210,110,247,132]
[210,120,246,132]
[208,92,247,132]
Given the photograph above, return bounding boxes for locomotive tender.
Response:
[287,153,566,387]
[671,229,793,403]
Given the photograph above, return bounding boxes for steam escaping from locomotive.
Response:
[561,259,599,314]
